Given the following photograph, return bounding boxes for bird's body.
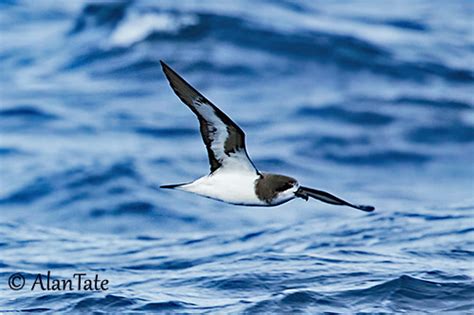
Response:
[176,169,264,206]
[159,61,375,212]
[171,171,299,206]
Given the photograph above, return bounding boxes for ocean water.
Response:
[1,0,473,313]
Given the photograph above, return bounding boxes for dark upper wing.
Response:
[295,186,375,212]
[160,60,258,174]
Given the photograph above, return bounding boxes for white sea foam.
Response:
[110,11,197,47]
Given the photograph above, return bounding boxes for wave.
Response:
[295,143,431,166]
[0,106,58,121]
[296,105,394,126]
[243,275,474,313]
[134,126,196,138]
[134,301,196,311]
[391,96,473,110]
[1,210,474,313]
[69,2,130,34]
[323,150,431,165]
[0,147,25,156]
[66,4,474,83]
[337,275,474,313]
[407,124,474,144]
[0,160,139,205]
[0,176,53,204]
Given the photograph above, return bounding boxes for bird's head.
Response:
[255,173,299,205]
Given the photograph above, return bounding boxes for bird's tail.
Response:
[160,183,186,189]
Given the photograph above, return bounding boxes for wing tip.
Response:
[160,60,171,74]
[356,205,375,212]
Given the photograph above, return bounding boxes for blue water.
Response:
[1,0,473,313]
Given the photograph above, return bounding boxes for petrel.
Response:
[159,61,374,212]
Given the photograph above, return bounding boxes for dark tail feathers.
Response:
[160,183,185,189]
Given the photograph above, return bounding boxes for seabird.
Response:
[159,61,374,212]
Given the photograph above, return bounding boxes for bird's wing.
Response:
[295,186,375,212]
[160,61,259,174]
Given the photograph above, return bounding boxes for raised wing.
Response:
[160,61,258,174]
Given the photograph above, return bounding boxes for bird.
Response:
[159,61,374,212]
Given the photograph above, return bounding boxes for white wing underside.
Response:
[160,60,258,175]
[192,97,256,173]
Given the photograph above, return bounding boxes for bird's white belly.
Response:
[178,171,265,206]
